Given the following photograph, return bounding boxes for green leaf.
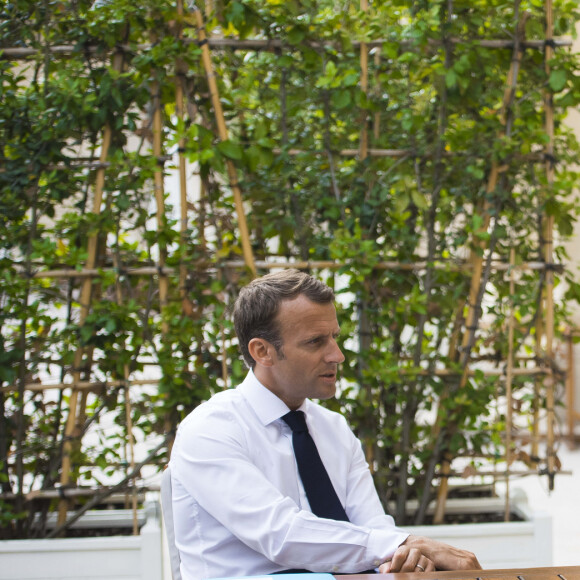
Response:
[287,26,306,45]
[332,90,351,109]
[217,140,243,160]
[445,69,457,89]
[342,72,359,87]
[394,192,410,214]
[549,69,567,92]
[411,190,428,210]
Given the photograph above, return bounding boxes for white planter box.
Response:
[404,489,552,568]
[0,502,163,580]
[0,491,550,578]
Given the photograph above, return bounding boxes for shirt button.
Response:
[332,566,339,573]
[374,560,381,566]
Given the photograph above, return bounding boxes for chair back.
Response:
[161,466,182,580]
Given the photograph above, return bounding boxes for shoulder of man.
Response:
[178,387,245,432]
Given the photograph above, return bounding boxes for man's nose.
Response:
[326,339,345,364]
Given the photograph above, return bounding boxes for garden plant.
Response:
[1,0,579,539]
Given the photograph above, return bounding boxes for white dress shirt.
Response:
[170,370,408,580]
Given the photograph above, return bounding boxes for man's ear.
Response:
[248,337,274,367]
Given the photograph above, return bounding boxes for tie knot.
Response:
[282,410,308,433]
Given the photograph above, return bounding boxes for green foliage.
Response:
[0,0,579,535]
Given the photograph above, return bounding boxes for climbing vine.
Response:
[0,0,579,537]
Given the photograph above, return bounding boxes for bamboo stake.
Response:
[1,37,573,59]
[188,2,256,275]
[543,0,556,491]
[57,47,126,526]
[176,0,189,303]
[565,330,577,441]
[150,76,171,334]
[437,468,571,479]
[111,251,139,535]
[25,259,561,281]
[0,378,159,393]
[0,155,173,173]
[0,486,155,501]
[359,0,369,160]
[1,363,556,394]
[433,6,529,524]
[504,248,516,521]
[5,149,547,171]
[124,382,138,535]
[532,315,542,462]
[373,48,381,142]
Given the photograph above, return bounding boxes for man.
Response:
[170,269,481,579]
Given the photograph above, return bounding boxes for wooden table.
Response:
[339,566,580,580]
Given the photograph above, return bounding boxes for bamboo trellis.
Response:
[0,1,575,534]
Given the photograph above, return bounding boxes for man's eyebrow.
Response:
[299,333,324,343]
[300,329,341,343]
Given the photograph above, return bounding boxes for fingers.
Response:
[402,535,482,571]
[378,545,435,573]
[417,557,436,572]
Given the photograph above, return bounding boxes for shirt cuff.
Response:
[366,527,410,566]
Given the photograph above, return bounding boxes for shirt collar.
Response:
[239,369,309,426]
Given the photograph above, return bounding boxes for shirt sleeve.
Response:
[344,420,404,529]
[171,406,408,573]
[343,422,410,556]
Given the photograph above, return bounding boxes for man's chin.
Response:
[316,381,337,399]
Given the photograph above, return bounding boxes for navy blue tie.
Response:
[282,410,349,521]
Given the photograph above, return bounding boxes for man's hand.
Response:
[384,535,481,572]
[378,543,435,573]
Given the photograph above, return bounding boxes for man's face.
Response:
[259,294,345,409]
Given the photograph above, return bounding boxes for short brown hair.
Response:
[233,269,335,368]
